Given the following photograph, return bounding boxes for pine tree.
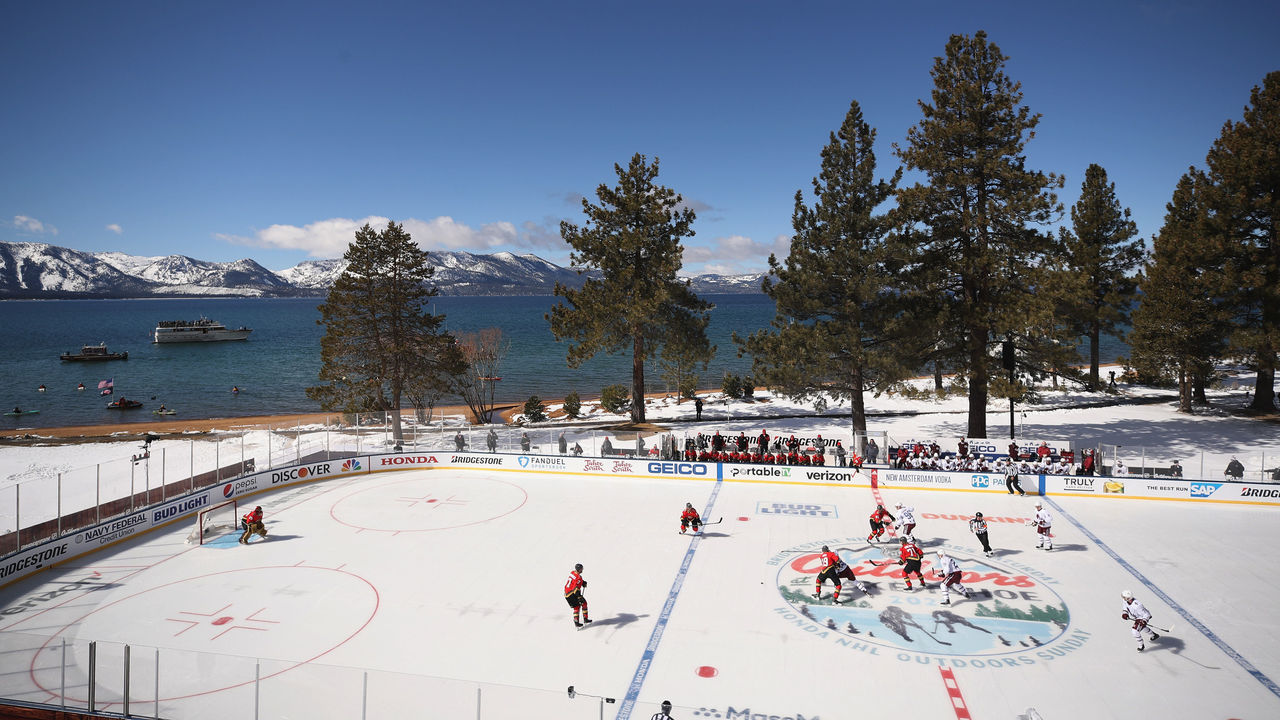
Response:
[1128,171,1227,412]
[1060,164,1144,389]
[1202,71,1280,412]
[892,31,1064,438]
[548,154,713,424]
[735,100,904,452]
[307,222,464,442]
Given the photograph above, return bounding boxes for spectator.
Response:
[1169,459,1182,477]
[1225,456,1245,480]
[602,436,614,455]
[521,432,531,452]
[1036,442,1051,462]
[866,437,879,464]
[573,442,584,456]
[559,432,568,455]
[1114,458,1128,477]
[454,431,467,452]
[1008,441,1020,461]
[834,441,847,467]
[487,428,498,452]
[694,397,703,421]
[957,437,969,458]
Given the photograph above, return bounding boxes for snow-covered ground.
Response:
[1,369,1279,718]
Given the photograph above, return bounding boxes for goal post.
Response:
[186,498,239,545]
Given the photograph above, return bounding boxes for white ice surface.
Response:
[1,462,1278,720]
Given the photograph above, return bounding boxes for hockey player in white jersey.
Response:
[1121,590,1161,651]
[936,552,972,605]
[1031,501,1053,550]
[893,502,918,541]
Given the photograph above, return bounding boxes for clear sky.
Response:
[2,1,1276,275]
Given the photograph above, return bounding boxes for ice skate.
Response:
[575,621,583,628]
[941,598,951,605]
[1149,632,1159,640]
[1136,644,1144,652]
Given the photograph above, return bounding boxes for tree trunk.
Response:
[1089,322,1101,390]
[933,361,943,391]
[850,367,867,454]
[390,385,404,444]
[1178,366,1192,413]
[1250,366,1276,411]
[631,332,646,424]
[1193,369,1208,405]
[967,332,989,438]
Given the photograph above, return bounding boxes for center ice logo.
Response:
[771,539,1072,659]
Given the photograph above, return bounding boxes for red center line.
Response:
[938,667,973,719]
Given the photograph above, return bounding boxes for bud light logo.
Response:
[971,475,990,488]
[342,459,361,472]
[1190,482,1223,498]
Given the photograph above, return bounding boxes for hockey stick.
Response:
[1145,622,1174,633]
[701,517,723,526]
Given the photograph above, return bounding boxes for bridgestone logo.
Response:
[1242,487,1280,498]
[453,456,502,465]
[1,543,69,579]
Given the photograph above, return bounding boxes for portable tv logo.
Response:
[342,459,362,472]
[1190,482,1223,498]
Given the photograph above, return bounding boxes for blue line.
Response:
[615,463,725,720]
[1044,496,1280,700]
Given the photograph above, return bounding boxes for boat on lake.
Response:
[153,317,252,343]
[60,343,128,361]
[106,398,143,410]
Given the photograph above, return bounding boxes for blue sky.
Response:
[2,1,1276,275]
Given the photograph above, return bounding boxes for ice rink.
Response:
[2,461,1279,719]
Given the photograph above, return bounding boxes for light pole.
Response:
[567,685,615,720]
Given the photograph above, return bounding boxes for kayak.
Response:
[107,400,144,410]
[153,410,177,415]
[4,410,39,416]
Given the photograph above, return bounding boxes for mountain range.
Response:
[0,241,765,298]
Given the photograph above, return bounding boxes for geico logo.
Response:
[971,443,999,453]
[271,463,333,484]
[152,495,209,522]
[648,462,708,476]
[379,456,438,466]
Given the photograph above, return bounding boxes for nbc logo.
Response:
[342,459,362,472]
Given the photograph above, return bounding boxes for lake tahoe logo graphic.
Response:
[770,538,1085,665]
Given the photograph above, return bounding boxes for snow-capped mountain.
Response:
[0,241,763,298]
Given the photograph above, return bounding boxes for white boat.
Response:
[153,317,253,343]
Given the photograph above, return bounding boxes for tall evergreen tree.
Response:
[892,31,1064,438]
[1128,171,1228,412]
[1060,164,1143,389]
[548,154,713,424]
[1202,71,1280,412]
[735,100,904,452]
[307,222,464,442]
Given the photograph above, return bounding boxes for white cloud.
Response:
[218,215,521,258]
[105,223,123,234]
[13,215,58,235]
[682,233,790,275]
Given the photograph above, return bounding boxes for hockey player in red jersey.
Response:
[239,506,267,544]
[897,537,928,590]
[868,504,895,542]
[813,545,868,603]
[680,503,702,534]
[565,563,591,628]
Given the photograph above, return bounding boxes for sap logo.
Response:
[648,462,708,476]
[1190,483,1223,498]
[971,475,990,488]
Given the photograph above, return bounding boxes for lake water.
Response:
[0,295,1128,430]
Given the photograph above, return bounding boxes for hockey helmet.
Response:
[895,502,904,509]
[686,502,693,509]
[1121,590,1133,600]
[255,506,262,511]
[876,504,884,510]
[1035,501,1043,508]
[899,536,908,543]
[575,563,583,573]
[974,511,983,518]
[821,545,830,552]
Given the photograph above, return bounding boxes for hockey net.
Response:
[186,499,238,545]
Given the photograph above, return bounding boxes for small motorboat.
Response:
[61,343,128,362]
[107,399,144,410]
